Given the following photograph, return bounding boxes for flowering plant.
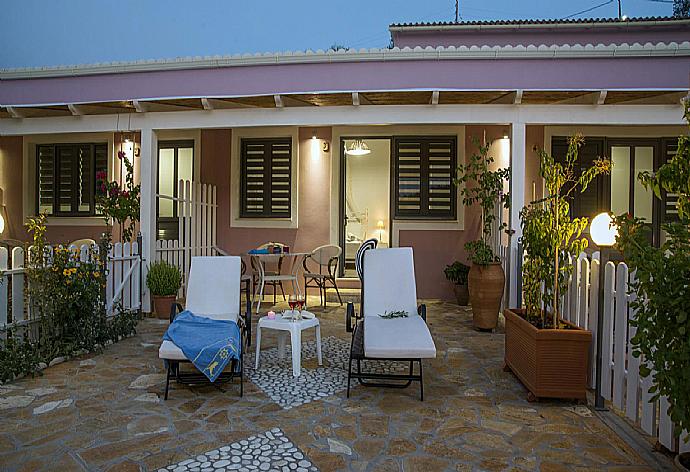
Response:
[96,149,140,242]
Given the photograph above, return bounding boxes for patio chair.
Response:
[303,244,343,307]
[345,247,436,401]
[251,242,288,306]
[158,256,251,400]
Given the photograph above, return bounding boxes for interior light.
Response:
[590,212,618,247]
[346,139,371,156]
[0,211,5,235]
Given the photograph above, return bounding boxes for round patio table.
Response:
[245,251,311,312]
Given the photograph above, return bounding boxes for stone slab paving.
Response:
[0,300,661,471]
[159,428,317,472]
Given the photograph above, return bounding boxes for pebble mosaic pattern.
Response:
[159,428,318,472]
[246,336,407,409]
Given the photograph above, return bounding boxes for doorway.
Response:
[157,140,194,240]
[339,138,391,277]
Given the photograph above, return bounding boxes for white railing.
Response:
[155,180,217,294]
[1,242,141,332]
[558,253,690,454]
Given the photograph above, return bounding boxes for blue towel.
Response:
[163,311,241,382]
[248,248,270,254]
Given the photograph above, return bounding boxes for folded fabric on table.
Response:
[163,310,241,382]
[248,248,270,254]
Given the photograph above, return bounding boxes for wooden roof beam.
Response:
[132,100,149,113]
[273,94,284,108]
[5,106,25,119]
[513,90,523,105]
[595,90,608,105]
[67,104,85,116]
[201,98,214,110]
[430,90,440,105]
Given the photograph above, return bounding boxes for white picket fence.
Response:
[0,242,141,331]
[155,180,217,294]
[559,252,689,454]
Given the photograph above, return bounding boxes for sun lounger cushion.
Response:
[185,257,241,321]
[364,314,436,359]
[362,248,419,318]
[159,340,187,360]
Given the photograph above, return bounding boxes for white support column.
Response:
[508,121,526,308]
[139,127,158,312]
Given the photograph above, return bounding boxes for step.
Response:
[326,287,360,304]
[336,277,361,290]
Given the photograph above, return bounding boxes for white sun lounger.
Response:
[346,247,436,400]
[158,256,250,399]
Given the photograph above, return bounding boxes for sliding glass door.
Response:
[157,140,194,240]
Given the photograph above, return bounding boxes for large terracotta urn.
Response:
[468,262,505,330]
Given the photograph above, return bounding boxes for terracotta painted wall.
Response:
[200,127,332,259]
[0,136,25,241]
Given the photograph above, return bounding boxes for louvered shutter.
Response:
[37,145,55,215]
[394,137,456,218]
[36,143,107,216]
[240,138,292,218]
[661,138,680,223]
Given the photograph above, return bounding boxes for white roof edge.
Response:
[388,18,690,32]
[2,42,690,80]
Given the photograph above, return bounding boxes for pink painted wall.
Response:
[200,128,332,295]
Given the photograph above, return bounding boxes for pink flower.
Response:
[100,183,106,193]
[96,171,107,181]
[117,151,125,160]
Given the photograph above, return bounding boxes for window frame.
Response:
[156,140,195,240]
[35,142,108,217]
[392,135,457,220]
[239,137,293,219]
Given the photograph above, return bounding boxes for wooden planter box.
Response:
[504,308,592,401]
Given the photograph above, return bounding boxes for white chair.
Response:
[251,243,298,312]
[158,256,250,400]
[346,247,436,400]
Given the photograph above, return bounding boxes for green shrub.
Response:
[146,261,182,296]
[444,261,470,285]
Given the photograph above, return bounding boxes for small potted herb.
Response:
[444,261,470,306]
[146,260,182,319]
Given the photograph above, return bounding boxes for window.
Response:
[36,143,108,216]
[661,138,680,223]
[157,140,194,240]
[393,136,457,219]
[240,138,292,218]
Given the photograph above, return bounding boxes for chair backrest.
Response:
[185,256,241,320]
[362,247,418,318]
[69,238,96,248]
[310,244,342,266]
[355,238,378,281]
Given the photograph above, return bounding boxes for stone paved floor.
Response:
[0,300,658,471]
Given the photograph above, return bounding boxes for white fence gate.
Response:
[559,253,690,454]
[0,242,141,332]
[155,180,217,293]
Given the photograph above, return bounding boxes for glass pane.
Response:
[158,148,175,217]
[610,146,630,216]
[177,147,193,183]
[634,146,654,221]
[343,138,390,277]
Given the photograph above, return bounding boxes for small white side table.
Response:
[255,314,322,377]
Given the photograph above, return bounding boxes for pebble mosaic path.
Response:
[160,428,318,472]
[0,300,668,471]
[247,337,406,410]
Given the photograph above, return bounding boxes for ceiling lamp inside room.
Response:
[346,139,371,156]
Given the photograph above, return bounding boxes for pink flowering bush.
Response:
[96,149,140,242]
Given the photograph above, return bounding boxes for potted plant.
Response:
[455,138,510,330]
[615,105,690,467]
[504,135,610,401]
[146,260,182,319]
[444,261,470,305]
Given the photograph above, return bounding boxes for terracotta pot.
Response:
[468,262,505,330]
[453,284,470,306]
[152,295,176,320]
[676,453,690,471]
[504,308,592,401]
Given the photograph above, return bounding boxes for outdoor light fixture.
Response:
[346,139,371,156]
[590,212,617,247]
[590,211,619,411]
[0,209,5,236]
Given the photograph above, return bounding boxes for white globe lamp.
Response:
[590,212,617,247]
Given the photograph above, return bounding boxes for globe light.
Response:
[590,212,618,247]
[0,212,4,235]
